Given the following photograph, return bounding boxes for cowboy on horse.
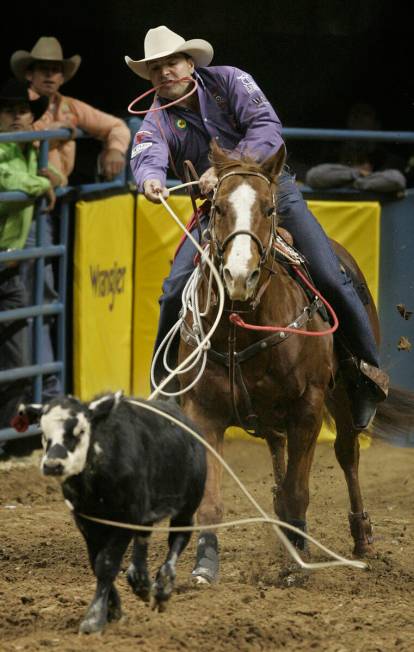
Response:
[125,25,388,430]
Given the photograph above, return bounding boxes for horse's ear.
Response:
[261,144,286,180]
[209,140,233,173]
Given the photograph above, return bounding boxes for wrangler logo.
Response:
[89,263,127,311]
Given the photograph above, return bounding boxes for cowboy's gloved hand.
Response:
[199,166,217,197]
[101,149,126,180]
[143,179,169,204]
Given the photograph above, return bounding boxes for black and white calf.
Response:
[17,392,206,634]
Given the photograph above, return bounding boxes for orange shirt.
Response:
[30,90,130,185]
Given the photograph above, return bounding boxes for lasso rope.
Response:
[79,399,365,572]
[128,77,198,115]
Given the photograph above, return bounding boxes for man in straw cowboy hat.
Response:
[8,36,131,404]
[125,25,389,432]
[10,36,130,185]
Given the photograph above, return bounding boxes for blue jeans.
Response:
[152,171,379,384]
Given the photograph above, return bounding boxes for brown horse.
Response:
[178,143,414,583]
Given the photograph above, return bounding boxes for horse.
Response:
[177,141,414,584]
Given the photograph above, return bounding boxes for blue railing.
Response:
[1,122,414,444]
[0,127,130,444]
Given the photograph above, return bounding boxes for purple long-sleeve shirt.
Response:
[130,66,284,190]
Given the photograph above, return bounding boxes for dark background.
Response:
[2,0,413,175]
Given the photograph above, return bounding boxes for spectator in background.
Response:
[9,36,131,403]
[0,79,55,431]
[10,36,131,185]
[306,102,406,193]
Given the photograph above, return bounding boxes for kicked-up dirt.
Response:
[0,436,413,652]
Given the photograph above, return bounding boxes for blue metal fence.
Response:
[1,123,414,444]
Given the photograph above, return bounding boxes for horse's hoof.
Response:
[349,510,374,558]
[353,543,376,559]
[191,569,214,585]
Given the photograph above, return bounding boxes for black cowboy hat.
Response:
[0,79,48,121]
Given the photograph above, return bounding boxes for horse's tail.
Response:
[371,385,414,442]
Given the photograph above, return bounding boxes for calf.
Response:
[16,392,206,634]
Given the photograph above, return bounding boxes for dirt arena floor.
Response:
[0,435,413,652]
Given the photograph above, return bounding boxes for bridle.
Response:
[208,170,277,268]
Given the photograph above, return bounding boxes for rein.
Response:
[230,267,339,337]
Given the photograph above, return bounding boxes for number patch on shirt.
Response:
[131,141,153,158]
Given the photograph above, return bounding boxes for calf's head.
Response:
[16,392,122,480]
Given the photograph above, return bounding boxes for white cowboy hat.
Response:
[125,26,214,80]
[10,36,81,83]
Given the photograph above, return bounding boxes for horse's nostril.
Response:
[247,269,260,288]
[223,267,233,284]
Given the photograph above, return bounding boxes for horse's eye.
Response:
[215,205,222,216]
[267,206,275,218]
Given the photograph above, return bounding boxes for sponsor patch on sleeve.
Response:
[236,73,259,95]
[131,141,153,159]
[135,130,153,144]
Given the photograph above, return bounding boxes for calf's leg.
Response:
[127,533,152,602]
[79,529,131,634]
[152,515,193,611]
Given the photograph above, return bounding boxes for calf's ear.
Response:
[10,403,43,432]
[88,391,123,421]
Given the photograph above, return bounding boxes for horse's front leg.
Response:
[182,398,225,584]
[280,392,325,551]
[331,383,375,557]
[265,429,287,519]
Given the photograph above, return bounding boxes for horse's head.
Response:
[209,142,286,301]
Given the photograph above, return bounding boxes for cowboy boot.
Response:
[341,358,389,430]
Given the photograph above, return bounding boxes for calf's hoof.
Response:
[127,564,151,602]
[79,614,106,635]
[192,532,219,584]
[151,564,175,612]
[78,598,108,634]
[349,510,375,558]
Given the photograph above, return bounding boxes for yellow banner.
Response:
[132,194,197,396]
[309,200,380,305]
[73,194,135,399]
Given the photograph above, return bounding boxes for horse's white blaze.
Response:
[226,182,257,277]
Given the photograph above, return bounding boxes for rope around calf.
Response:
[79,399,366,571]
